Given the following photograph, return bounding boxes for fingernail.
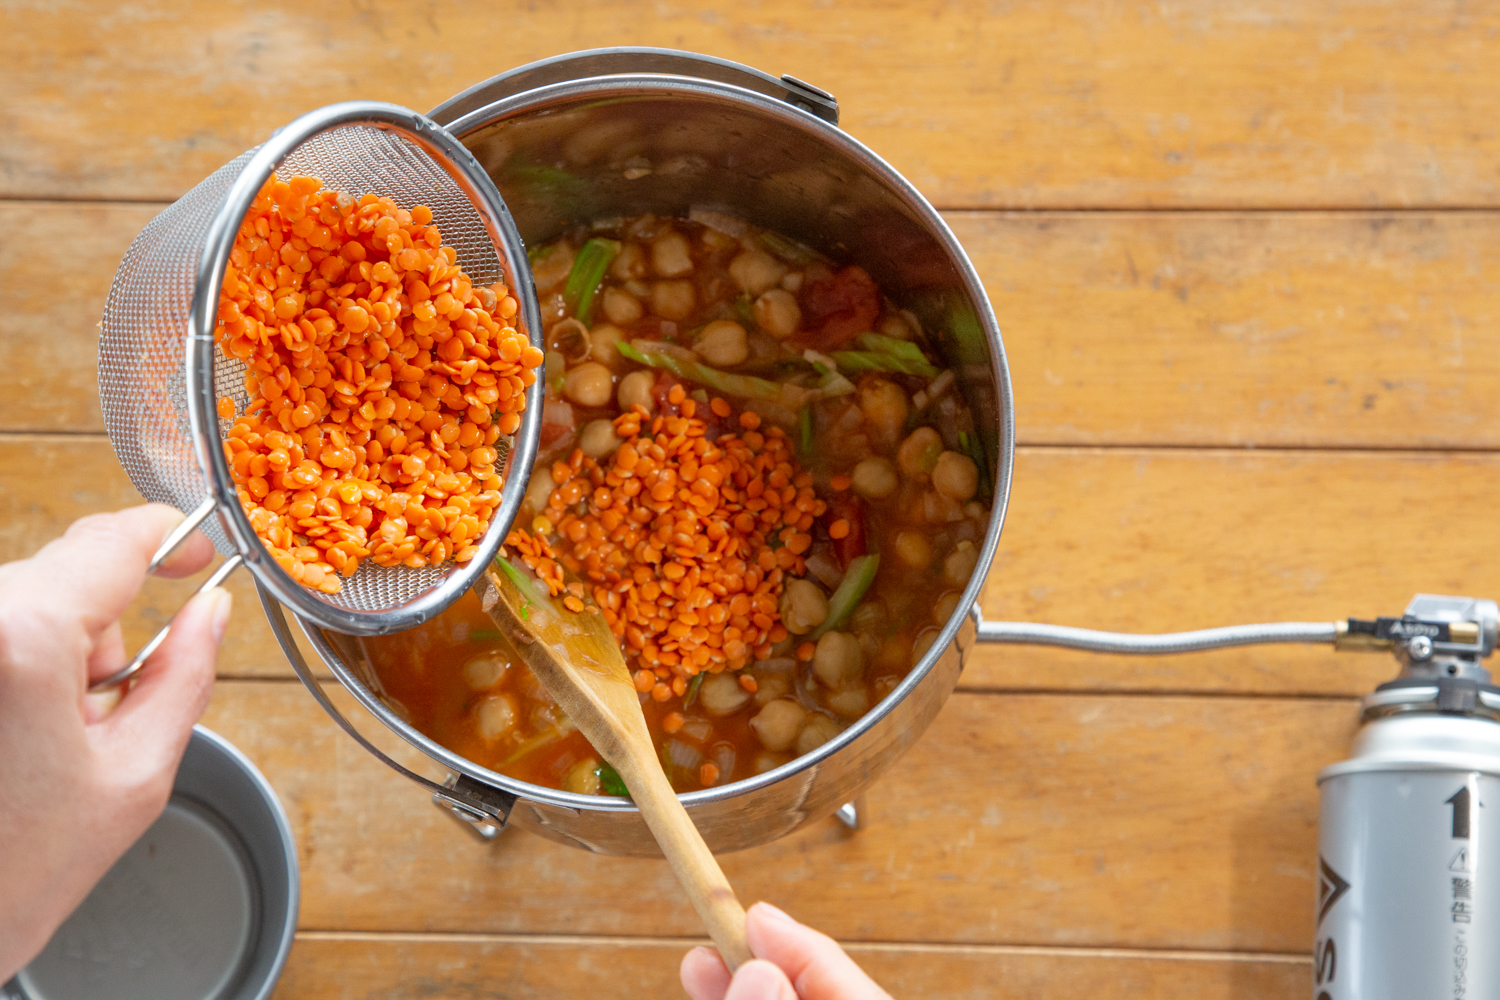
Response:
[754,901,795,923]
[210,588,233,642]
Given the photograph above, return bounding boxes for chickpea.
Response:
[893,530,933,570]
[827,686,870,719]
[701,227,740,251]
[858,379,909,444]
[579,418,622,459]
[524,467,556,514]
[932,450,980,502]
[851,456,898,500]
[912,627,941,667]
[780,271,805,293]
[475,694,517,740]
[462,651,509,690]
[943,540,980,587]
[564,362,613,408]
[753,288,801,339]
[813,631,864,688]
[610,241,647,281]
[564,757,602,795]
[879,312,912,339]
[651,279,696,320]
[700,672,752,716]
[602,286,643,325]
[729,250,786,295]
[933,590,963,626]
[753,672,791,706]
[590,324,625,368]
[695,320,750,368]
[531,242,576,292]
[617,369,656,414]
[754,751,792,774]
[543,349,567,382]
[749,698,807,752]
[651,231,694,277]
[897,426,944,479]
[780,578,829,635]
[796,714,842,755]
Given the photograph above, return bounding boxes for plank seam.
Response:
[7,193,1500,215]
[6,430,1500,458]
[291,929,1310,963]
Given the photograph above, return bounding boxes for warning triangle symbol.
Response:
[1319,857,1351,927]
[1450,847,1472,873]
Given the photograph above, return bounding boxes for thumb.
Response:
[745,903,891,1000]
[725,961,798,1000]
[96,587,229,779]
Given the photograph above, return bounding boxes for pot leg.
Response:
[834,795,868,832]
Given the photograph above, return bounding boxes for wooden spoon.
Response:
[476,557,752,970]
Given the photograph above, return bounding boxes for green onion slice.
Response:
[811,554,880,640]
[563,238,621,327]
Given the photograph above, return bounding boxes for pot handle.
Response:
[971,605,1338,654]
[257,585,516,840]
[428,46,839,128]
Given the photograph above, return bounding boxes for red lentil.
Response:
[216,176,542,592]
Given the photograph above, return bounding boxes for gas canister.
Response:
[1316,595,1500,1000]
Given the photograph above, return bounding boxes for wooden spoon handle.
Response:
[623,755,752,970]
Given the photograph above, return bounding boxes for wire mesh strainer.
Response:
[95,101,542,689]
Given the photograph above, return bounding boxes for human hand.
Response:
[681,902,892,1000]
[0,504,229,980]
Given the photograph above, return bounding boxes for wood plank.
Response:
[9,203,1500,448]
[0,203,150,432]
[273,934,1310,1000]
[203,679,1352,952]
[969,447,1500,696]
[8,435,1494,695]
[3,2,1498,208]
[0,434,306,679]
[956,211,1500,449]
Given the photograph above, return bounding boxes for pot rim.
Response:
[302,70,1015,814]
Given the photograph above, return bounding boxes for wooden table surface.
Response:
[5,2,1499,997]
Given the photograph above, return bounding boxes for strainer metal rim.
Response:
[185,101,544,635]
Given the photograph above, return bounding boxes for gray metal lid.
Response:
[5,727,298,1000]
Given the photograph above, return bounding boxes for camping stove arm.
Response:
[973,594,1494,661]
[973,615,1338,654]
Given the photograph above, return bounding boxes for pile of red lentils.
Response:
[216,175,543,593]
[507,387,826,703]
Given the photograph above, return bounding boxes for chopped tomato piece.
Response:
[650,371,684,414]
[800,265,880,350]
[825,492,867,567]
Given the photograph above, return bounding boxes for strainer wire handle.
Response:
[148,497,218,574]
[90,498,242,692]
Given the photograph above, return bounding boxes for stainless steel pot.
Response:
[263,48,1015,857]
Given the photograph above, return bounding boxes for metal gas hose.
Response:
[975,618,1337,654]
[974,594,1497,662]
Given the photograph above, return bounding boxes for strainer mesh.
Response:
[100,124,512,614]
